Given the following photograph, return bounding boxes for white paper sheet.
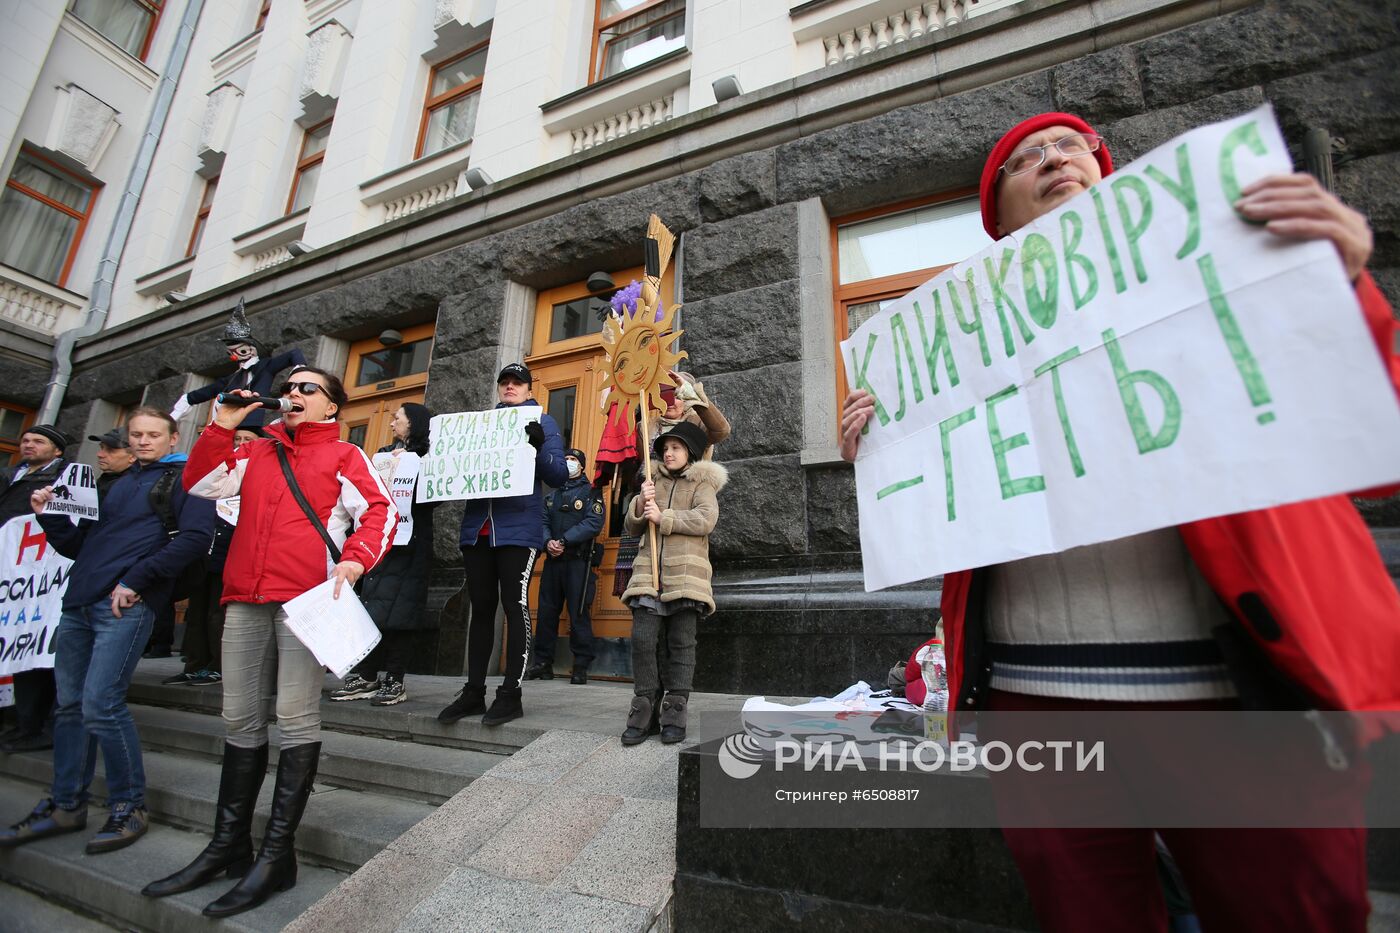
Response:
[281,579,381,678]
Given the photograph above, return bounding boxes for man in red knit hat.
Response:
[843,112,1397,932]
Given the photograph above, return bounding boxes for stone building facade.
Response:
[4,0,1397,694]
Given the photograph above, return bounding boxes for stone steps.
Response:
[130,704,502,804]
[0,779,345,933]
[0,742,436,871]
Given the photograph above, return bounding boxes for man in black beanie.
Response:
[0,424,71,752]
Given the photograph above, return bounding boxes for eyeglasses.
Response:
[278,381,326,397]
[1000,133,1103,176]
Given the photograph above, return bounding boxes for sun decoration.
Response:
[599,215,688,422]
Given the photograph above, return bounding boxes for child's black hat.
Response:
[653,421,708,462]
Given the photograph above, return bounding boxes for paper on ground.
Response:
[282,579,381,678]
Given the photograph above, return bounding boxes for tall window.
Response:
[185,176,219,257]
[254,0,271,31]
[68,0,162,60]
[591,0,685,83]
[286,120,331,214]
[417,44,488,158]
[832,195,990,404]
[0,149,99,287]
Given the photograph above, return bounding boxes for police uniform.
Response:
[530,453,604,679]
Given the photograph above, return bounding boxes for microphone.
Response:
[216,393,298,412]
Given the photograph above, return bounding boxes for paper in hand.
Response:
[282,579,381,678]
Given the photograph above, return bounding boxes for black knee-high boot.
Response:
[142,743,268,897]
[202,742,320,918]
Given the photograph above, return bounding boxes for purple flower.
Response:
[610,280,642,317]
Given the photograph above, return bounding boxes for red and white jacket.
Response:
[184,419,397,605]
[942,273,1400,741]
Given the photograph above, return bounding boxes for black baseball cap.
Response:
[88,427,129,448]
[497,363,532,385]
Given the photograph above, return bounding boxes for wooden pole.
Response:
[638,395,661,585]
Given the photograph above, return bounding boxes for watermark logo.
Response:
[717,733,766,780]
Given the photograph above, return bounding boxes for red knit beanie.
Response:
[979,112,1113,240]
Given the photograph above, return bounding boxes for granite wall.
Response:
[17,0,1398,688]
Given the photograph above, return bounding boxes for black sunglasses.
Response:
[278,381,326,397]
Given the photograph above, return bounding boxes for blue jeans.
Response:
[50,598,153,810]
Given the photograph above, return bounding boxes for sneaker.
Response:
[330,673,380,701]
[86,802,148,854]
[162,672,195,685]
[370,679,407,706]
[437,684,487,724]
[0,798,87,848]
[187,670,222,686]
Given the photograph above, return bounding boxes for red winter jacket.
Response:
[941,273,1400,737]
[184,419,397,605]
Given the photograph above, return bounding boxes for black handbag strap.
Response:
[275,442,342,563]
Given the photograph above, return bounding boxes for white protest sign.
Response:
[374,451,419,545]
[0,516,71,675]
[844,105,1400,592]
[41,462,99,523]
[418,405,541,503]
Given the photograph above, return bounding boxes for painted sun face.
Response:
[600,296,687,424]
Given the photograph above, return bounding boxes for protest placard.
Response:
[41,462,99,522]
[0,516,71,677]
[843,105,1400,591]
[374,451,419,544]
[418,406,541,503]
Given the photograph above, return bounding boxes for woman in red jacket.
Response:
[843,114,1400,932]
[143,366,396,918]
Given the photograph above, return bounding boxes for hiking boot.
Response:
[524,663,554,681]
[86,802,148,854]
[570,669,588,685]
[481,687,523,726]
[330,673,379,702]
[0,798,86,847]
[188,670,223,687]
[370,679,407,707]
[659,694,688,744]
[437,684,486,724]
[162,672,195,685]
[621,694,658,746]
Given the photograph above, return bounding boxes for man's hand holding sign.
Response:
[841,105,1400,592]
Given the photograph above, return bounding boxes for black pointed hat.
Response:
[221,298,256,346]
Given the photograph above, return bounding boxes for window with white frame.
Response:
[591,0,685,83]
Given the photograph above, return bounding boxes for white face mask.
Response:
[566,457,582,479]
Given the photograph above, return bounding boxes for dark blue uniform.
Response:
[533,474,604,672]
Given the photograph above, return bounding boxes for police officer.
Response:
[526,448,603,685]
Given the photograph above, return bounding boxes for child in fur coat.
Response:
[620,421,726,745]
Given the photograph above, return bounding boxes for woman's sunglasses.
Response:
[278,381,326,397]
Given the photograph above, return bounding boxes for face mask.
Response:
[566,457,582,479]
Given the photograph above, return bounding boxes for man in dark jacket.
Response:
[0,409,214,855]
[92,427,135,497]
[526,448,603,684]
[0,425,69,752]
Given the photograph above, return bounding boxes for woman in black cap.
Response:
[438,364,569,726]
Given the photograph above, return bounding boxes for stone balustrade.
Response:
[382,177,459,222]
[570,96,674,153]
[253,246,294,271]
[821,0,1022,65]
[0,267,86,335]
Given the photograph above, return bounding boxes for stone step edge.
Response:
[0,750,429,873]
[0,784,345,933]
